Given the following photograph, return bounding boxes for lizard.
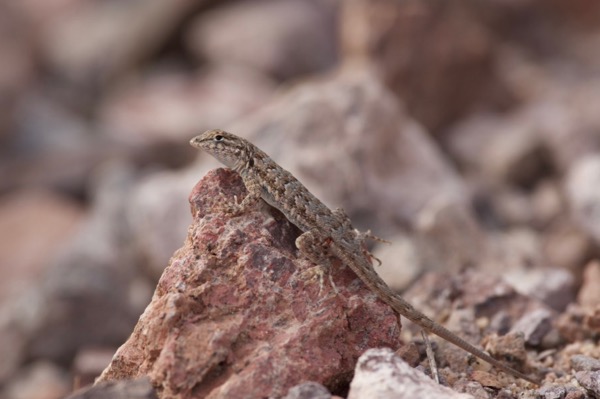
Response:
[189,129,540,385]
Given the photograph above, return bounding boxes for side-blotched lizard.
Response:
[190,129,539,385]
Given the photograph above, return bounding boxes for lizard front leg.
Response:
[218,174,263,215]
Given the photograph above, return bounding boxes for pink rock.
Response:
[98,169,401,399]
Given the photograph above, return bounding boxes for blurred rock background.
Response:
[1,0,600,397]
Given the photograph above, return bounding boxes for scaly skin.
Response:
[190,129,539,385]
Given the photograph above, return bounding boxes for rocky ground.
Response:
[1,1,600,398]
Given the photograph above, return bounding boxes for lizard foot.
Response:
[296,229,339,296]
[299,265,339,296]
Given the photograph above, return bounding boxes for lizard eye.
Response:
[214,135,224,142]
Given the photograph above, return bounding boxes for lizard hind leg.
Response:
[353,229,389,267]
[295,229,339,295]
[331,208,389,266]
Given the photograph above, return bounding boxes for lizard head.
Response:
[190,129,253,171]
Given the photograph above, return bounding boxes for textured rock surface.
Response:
[97,169,400,398]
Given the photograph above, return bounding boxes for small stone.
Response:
[570,355,600,372]
[348,348,474,399]
[396,342,421,368]
[578,261,600,309]
[575,370,600,397]
[187,0,336,80]
[538,384,566,399]
[72,348,116,387]
[585,307,600,333]
[566,156,600,243]
[283,382,332,399]
[66,377,157,399]
[1,361,70,399]
[483,332,527,369]
[564,390,586,399]
[471,370,502,389]
[511,308,553,346]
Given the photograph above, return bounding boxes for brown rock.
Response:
[585,306,600,334]
[1,361,70,399]
[575,370,600,397]
[481,332,528,372]
[97,169,401,399]
[99,66,275,146]
[39,0,201,88]
[72,348,116,388]
[187,0,337,80]
[0,190,84,382]
[0,190,83,303]
[565,390,587,399]
[341,0,507,133]
[447,114,552,190]
[566,156,600,244]
[25,164,149,365]
[504,267,575,313]
[485,0,600,43]
[451,379,492,399]
[371,234,420,291]
[0,94,108,195]
[447,76,600,187]
[538,385,567,399]
[395,342,421,368]
[511,309,554,347]
[486,229,545,284]
[571,355,600,372]
[555,305,594,343]
[404,270,532,325]
[0,4,35,138]
[399,270,543,383]
[531,180,564,228]
[578,260,600,309]
[471,369,502,389]
[126,171,199,279]
[413,198,486,274]
[543,222,594,274]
